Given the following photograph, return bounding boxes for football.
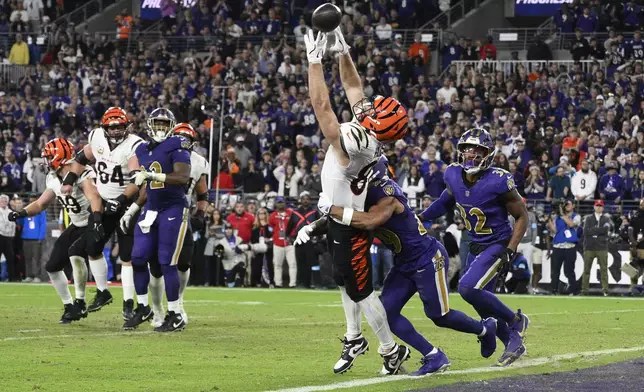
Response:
[312,3,342,33]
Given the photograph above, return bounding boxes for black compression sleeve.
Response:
[62,171,79,186]
[75,149,90,165]
[197,192,208,202]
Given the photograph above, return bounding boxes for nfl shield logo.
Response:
[465,190,470,197]
[97,147,104,155]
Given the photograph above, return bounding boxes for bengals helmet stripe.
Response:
[42,138,75,171]
[173,123,197,140]
[101,107,128,127]
[356,95,408,143]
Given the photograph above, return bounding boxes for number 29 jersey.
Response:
[87,128,143,200]
[46,167,95,227]
[321,122,380,214]
[444,164,514,246]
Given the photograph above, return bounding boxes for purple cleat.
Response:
[496,309,530,367]
[479,317,498,358]
[410,348,450,376]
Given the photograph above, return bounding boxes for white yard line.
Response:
[267,346,644,392]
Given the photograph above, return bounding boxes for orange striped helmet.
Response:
[353,95,408,143]
[101,106,129,144]
[173,123,197,149]
[42,138,75,171]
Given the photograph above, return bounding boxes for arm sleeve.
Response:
[419,188,455,222]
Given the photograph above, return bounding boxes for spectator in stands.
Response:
[402,164,425,208]
[23,0,44,33]
[599,161,626,203]
[300,163,322,199]
[250,208,273,287]
[571,28,590,61]
[242,159,265,193]
[582,200,612,296]
[525,165,547,200]
[631,170,644,200]
[408,33,429,64]
[623,0,641,31]
[233,135,253,170]
[269,197,296,288]
[571,159,598,201]
[0,195,17,282]
[588,37,606,60]
[273,162,303,198]
[19,193,46,283]
[549,200,581,295]
[527,35,553,60]
[10,3,29,32]
[480,36,497,60]
[576,6,598,32]
[423,161,444,199]
[547,166,572,201]
[227,202,255,244]
[8,33,29,65]
[216,222,247,287]
[436,78,457,103]
[555,3,576,33]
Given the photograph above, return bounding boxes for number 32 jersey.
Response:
[321,122,380,214]
[46,168,95,227]
[444,164,514,246]
[87,128,143,200]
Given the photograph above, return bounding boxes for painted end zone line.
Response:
[267,346,644,392]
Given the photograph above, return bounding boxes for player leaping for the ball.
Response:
[10,139,103,324]
[120,123,209,329]
[419,128,530,367]
[122,108,192,332]
[62,107,143,320]
[296,155,499,375]
[304,27,410,374]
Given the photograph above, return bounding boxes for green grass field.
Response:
[1,284,643,392]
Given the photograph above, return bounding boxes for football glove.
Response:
[119,203,140,233]
[330,26,350,55]
[304,30,328,64]
[105,195,126,215]
[92,212,105,243]
[317,192,332,215]
[494,247,516,267]
[8,209,27,222]
[294,224,314,246]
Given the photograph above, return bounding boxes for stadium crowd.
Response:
[0,0,643,296]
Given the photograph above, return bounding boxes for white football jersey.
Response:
[46,168,95,227]
[187,151,210,205]
[87,128,143,199]
[321,121,380,215]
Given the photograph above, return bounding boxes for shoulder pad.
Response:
[339,122,372,156]
[488,168,516,194]
[368,179,405,204]
[79,167,96,182]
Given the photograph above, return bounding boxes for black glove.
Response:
[92,212,105,242]
[8,209,27,222]
[104,195,127,215]
[191,210,206,231]
[494,247,516,267]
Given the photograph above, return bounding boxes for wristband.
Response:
[127,203,141,215]
[197,192,208,202]
[116,194,127,204]
[62,171,79,186]
[342,208,354,226]
[151,173,166,183]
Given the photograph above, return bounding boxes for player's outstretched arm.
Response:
[504,188,528,252]
[419,188,455,222]
[329,197,399,231]
[9,189,56,221]
[62,145,95,193]
[332,27,365,108]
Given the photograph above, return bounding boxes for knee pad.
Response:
[178,262,191,272]
[45,259,62,273]
[149,260,163,279]
[132,263,148,274]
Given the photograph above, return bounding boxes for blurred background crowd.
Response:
[0,0,643,296]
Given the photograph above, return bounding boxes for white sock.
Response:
[137,294,149,307]
[357,292,396,354]
[70,256,87,300]
[48,271,73,304]
[339,286,362,340]
[178,269,190,311]
[149,274,165,315]
[427,347,438,356]
[121,264,135,301]
[168,300,181,314]
[89,257,109,291]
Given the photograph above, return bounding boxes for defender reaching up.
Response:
[304,27,410,375]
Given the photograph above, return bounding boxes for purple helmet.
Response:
[147,108,176,143]
[457,128,496,175]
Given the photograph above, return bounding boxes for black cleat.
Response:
[381,343,411,375]
[122,304,154,330]
[333,336,369,374]
[59,303,82,324]
[122,299,135,321]
[154,311,186,333]
[74,299,88,319]
[87,289,113,312]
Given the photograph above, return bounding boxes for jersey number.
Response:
[97,162,125,186]
[57,195,82,214]
[456,203,492,235]
[580,179,586,189]
[375,216,427,254]
[148,161,164,190]
[350,160,378,195]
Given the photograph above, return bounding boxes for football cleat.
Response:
[181,310,189,326]
[380,343,411,375]
[122,299,135,321]
[122,304,153,330]
[496,310,530,367]
[87,289,113,312]
[151,312,165,328]
[479,317,498,358]
[59,303,83,324]
[333,336,369,374]
[410,349,450,376]
[74,299,88,319]
[154,311,186,332]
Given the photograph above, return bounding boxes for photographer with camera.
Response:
[548,199,581,295]
[581,200,613,296]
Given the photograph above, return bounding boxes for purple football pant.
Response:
[132,206,190,302]
[381,242,482,356]
[459,242,516,343]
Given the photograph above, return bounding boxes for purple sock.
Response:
[496,320,510,344]
[432,310,483,335]
[162,265,180,302]
[388,313,434,356]
[133,264,149,295]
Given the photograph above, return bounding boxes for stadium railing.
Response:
[0,64,28,90]
[52,0,118,28]
[420,0,488,30]
[450,59,604,84]
[488,23,558,52]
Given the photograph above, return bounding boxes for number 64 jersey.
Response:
[86,128,143,200]
[46,168,95,227]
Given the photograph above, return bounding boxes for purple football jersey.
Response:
[136,136,191,210]
[366,178,440,273]
[443,164,514,246]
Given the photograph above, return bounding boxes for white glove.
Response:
[330,26,350,55]
[317,192,332,215]
[238,244,249,251]
[294,224,313,245]
[134,170,166,186]
[119,203,140,233]
[304,30,328,64]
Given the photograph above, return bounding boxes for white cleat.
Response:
[181,311,189,326]
[151,308,165,328]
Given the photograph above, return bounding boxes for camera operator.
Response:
[548,199,581,295]
[532,205,551,294]
[581,200,613,296]
[627,199,644,295]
